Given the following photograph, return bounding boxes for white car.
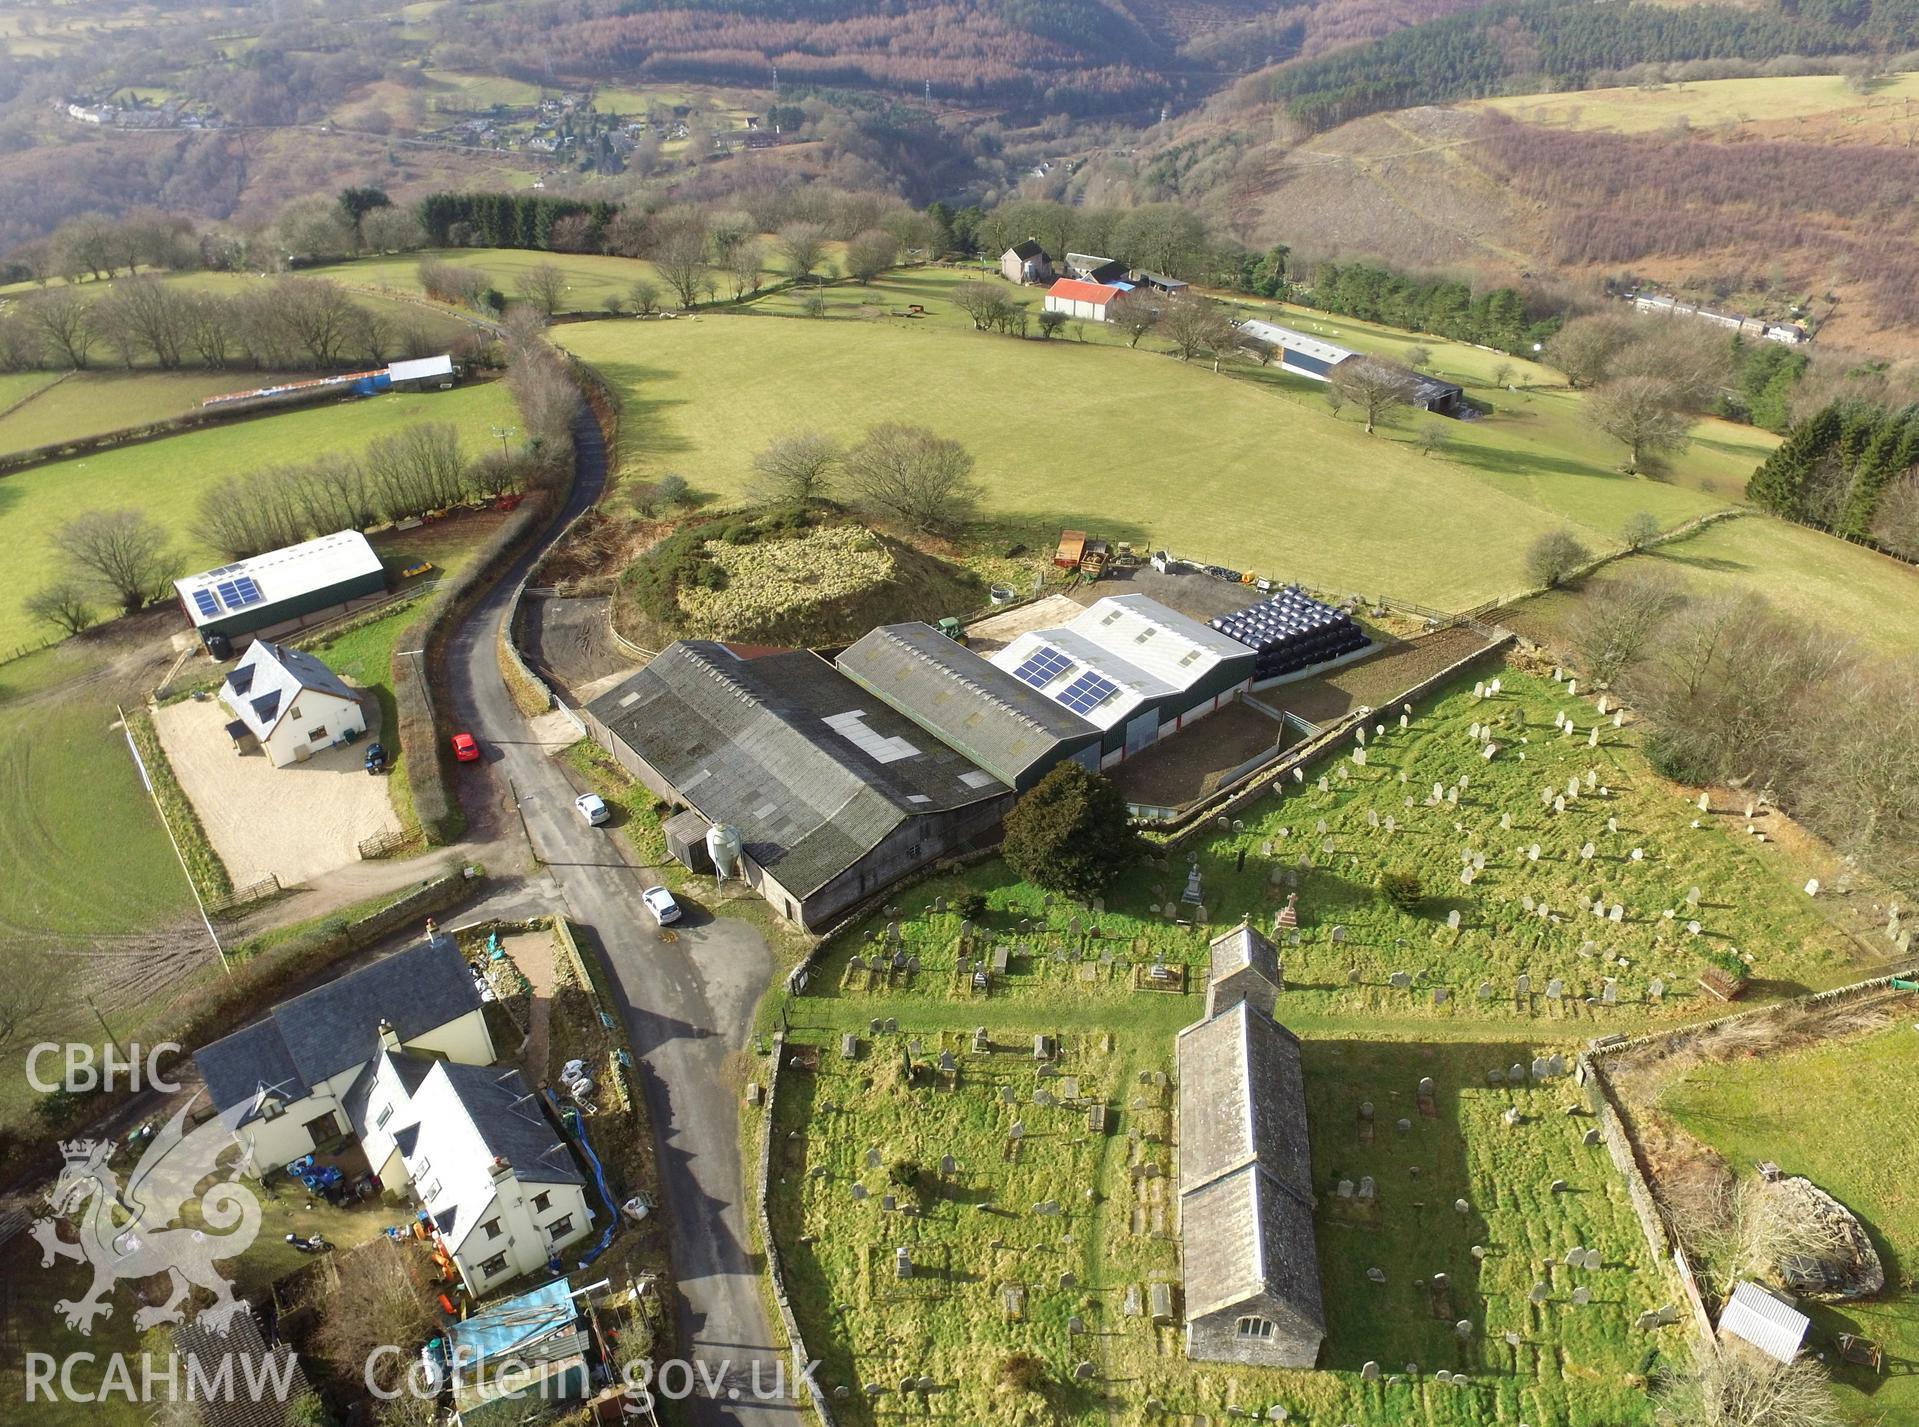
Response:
[642,885,681,925]
[575,792,609,826]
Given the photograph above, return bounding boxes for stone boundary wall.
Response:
[1577,967,1919,1353]
[757,1031,841,1426]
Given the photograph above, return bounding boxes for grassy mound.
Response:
[618,506,986,648]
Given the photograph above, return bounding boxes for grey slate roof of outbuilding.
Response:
[1209,922,1280,988]
[173,1305,314,1427]
[836,623,1098,788]
[587,642,1010,898]
[1176,1000,1323,1328]
[196,940,483,1123]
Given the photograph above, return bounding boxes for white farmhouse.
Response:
[196,939,594,1295]
[218,639,365,767]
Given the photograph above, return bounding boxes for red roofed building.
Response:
[1044,277,1126,322]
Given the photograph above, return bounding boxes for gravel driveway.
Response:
[152,696,402,888]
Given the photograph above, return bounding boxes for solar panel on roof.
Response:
[1011,645,1071,689]
[214,576,264,610]
[1056,670,1118,714]
[191,588,219,618]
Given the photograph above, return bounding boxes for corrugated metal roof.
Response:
[175,530,383,628]
[836,624,1098,787]
[1069,595,1254,691]
[588,643,1009,897]
[1045,278,1124,305]
[988,627,1161,731]
[387,353,454,382]
[1236,318,1354,369]
[1720,1282,1809,1363]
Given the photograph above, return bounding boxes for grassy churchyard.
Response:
[761,658,1873,1425]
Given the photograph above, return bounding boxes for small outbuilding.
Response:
[385,353,456,391]
[1000,239,1053,286]
[218,640,365,767]
[1044,278,1124,323]
[1065,252,1129,285]
[1718,1281,1810,1364]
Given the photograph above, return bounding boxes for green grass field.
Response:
[1507,513,1919,657]
[1660,1021,1919,1424]
[0,368,312,455]
[424,68,547,109]
[554,268,1773,610]
[305,246,734,315]
[1476,71,1919,134]
[0,380,517,653]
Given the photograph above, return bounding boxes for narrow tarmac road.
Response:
[444,409,796,1423]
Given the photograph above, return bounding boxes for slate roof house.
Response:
[1176,993,1324,1368]
[835,623,1102,791]
[195,940,589,1294]
[218,640,365,766]
[584,641,1014,929]
[999,239,1053,286]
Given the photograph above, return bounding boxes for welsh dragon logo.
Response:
[30,1096,261,1335]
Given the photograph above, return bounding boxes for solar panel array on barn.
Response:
[1209,588,1369,681]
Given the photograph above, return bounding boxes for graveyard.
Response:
[761,658,1877,1424]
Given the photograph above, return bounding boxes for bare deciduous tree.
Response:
[1568,572,1684,685]
[272,277,358,366]
[1110,292,1161,349]
[1525,528,1593,588]
[1329,358,1412,433]
[24,289,97,369]
[53,509,173,614]
[751,431,842,505]
[515,261,569,318]
[1654,1347,1844,1427]
[654,223,711,309]
[25,582,97,637]
[954,281,1006,331]
[629,278,662,316]
[843,423,980,535]
[308,1239,437,1399]
[1544,313,1637,389]
[775,222,829,283]
[727,241,765,301]
[843,229,898,285]
[1588,375,1693,473]
[95,275,190,368]
[1622,510,1663,550]
[1158,293,1231,362]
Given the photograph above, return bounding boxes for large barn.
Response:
[835,623,1102,792]
[1177,936,1325,1369]
[986,594,1256,768]
[583,642,1014,930]
[175,530,388,649]
[1234,318,1464,416]
[1043,278,1125,323]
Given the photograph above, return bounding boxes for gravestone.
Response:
[1396,1118,1412,1134]
[1033,1199,1060,1216]
[1530,1282,1550,1304]
[1545,978,1565,1000]
[1434,987,1450,1006]
[1516,975,1531,1000]
[1358,1175,1375,1200]
[1510,1062,1526,1083]
[1447,909,1462,930]
[1571,1286,1592,1306]
[1362,1361,1381,1381]
[867,1147,884,1168]
[1389,971,1413,990]
[1337,1178,1355,1199]
[1366,1268,1386,1285]
[1454,1198,1470,1214]
[1059,1270,1077,1290]
[1477,981,1494,1000]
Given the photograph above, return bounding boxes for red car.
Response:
[451,731,481,763]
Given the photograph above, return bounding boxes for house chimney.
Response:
[488,1155,514,1183]
[377,1018,400,1052]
